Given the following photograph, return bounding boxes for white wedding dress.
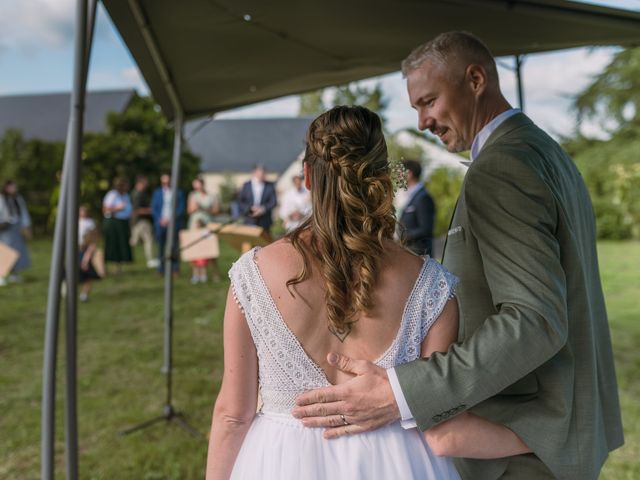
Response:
[228,248,461,479]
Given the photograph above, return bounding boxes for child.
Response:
[78,205,101,301]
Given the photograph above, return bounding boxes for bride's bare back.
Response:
[255,237,426,385]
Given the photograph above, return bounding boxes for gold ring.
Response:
[340,414,349,426]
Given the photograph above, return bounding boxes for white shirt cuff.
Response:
[387,367,417,429]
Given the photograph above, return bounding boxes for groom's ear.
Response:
[466,64,488,97]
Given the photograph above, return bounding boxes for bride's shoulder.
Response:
[253,238,303,273]
[383,240,424,266]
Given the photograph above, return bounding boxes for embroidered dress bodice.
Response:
[229,247,457,415]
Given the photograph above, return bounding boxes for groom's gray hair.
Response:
[401,31,499,84]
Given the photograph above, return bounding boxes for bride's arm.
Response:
[424,412,531,458]
[206,288,259,480]
[420,299,531,459]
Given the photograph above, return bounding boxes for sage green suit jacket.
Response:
[395,113,624,479]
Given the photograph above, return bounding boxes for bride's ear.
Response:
[303,162,311,190]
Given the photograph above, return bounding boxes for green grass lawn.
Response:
[0,240,638,479]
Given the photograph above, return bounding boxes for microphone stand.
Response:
[120,220,235,441]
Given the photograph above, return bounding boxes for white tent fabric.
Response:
[102,0,640,120]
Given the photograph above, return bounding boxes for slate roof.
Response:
[185,117,312,174]
[0,89,312,174]
[0,89,136,142]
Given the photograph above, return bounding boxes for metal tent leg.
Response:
[41,0,97,478]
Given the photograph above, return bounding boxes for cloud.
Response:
[86,66,149,94]
[0,0,112,55]
[0,0,75,52]
[215,95,300,119]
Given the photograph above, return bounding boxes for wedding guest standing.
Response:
[0,180,32,286]
[187,177,221,282]
[102,177,133,273]
[396,160,435,256]
[152,173,185,274]
[187,176,220,229]
[279,174,311,232]
[238,164,277,235]
[130,175,158,268]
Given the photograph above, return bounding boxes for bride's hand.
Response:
[292,353,400,439]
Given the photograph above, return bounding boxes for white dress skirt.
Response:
[231,413,460,479]
[228,248,461,479]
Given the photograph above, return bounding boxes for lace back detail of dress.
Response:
[229,249,458,415]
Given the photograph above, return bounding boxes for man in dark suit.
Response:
[238,164,277,234]
[397,159,435,256]
[151,173,185,273]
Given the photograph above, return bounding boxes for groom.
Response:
[293,31,623,479]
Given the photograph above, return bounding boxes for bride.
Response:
[206,106,529,479]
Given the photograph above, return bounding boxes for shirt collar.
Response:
[470,108,520,162]
[405,182,422,199]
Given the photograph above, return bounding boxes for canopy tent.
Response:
[102,0,640,121]
[43,1,640,479]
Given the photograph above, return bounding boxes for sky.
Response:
[0,0,639,141]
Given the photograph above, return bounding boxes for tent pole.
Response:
[515,55,525,111]
[64,0,97,477]
[119,0,204,440]
[41,0,96,478]
[41,130,69,480]
[163,112,183,410]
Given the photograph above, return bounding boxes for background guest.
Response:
[238,164,277,235]
[188,177,221,282]
[129,175,158,269]
[279,174,311,232]
[0,180,32,285]
[187,176,220,229]
[78,205,101,302]
[102,177,133,273]
[396,159,435,256]
[152,173,185,274]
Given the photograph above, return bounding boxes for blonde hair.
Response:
[287,106,396,337]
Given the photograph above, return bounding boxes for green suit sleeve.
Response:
[395,149,569,431]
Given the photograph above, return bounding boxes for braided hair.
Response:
[286,106,396,338]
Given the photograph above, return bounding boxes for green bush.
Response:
[425,166,465,237]
[0,95,202,235]
[0,129,64,235]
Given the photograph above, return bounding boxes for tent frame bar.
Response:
[41,0,97,479]
[127,0,183,119]
[120,0,205,440]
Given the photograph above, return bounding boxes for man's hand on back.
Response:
[292,353,400,439]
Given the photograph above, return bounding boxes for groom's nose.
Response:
[418,114,435,133]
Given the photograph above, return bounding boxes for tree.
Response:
[81,94,201,220]
[298,81,389,125]
[574,48,640,133]
[0,129,64,234]
[298,90,326,117]
[565,47,640,239]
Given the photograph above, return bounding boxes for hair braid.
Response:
[287,106,396,337]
